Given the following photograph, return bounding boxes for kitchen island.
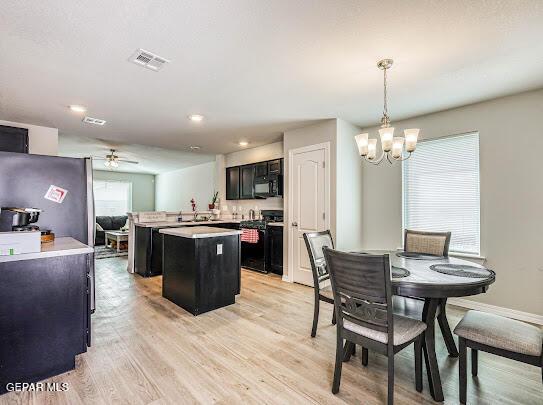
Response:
[160,226,242,315]
[131,219,241,277]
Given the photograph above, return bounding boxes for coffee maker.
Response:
[0,207,42,231]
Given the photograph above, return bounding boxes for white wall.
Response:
[360,89,543,316]
[336,119,364,251]
[225,141,283,167]
[0,120,58,156]
[217,141,284,213]
[155,161,216,212]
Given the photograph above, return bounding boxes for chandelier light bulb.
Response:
[367,139,378,160]
[404,128,420,152]
[355,133,369,156]
[379,127,394,152]
[392,137,405,159]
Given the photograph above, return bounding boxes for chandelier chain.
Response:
[383,66,388,118]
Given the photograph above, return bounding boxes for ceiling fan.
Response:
[91,149,139,168]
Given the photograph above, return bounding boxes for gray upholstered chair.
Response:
[323,248,426,404]
[454,310,543,404]
[303,230,336,337]
[403,229,458,356]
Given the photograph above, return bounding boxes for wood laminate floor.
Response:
[2,257,541,404]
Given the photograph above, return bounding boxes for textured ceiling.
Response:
[1,1,543,155]
[59,134,215,174]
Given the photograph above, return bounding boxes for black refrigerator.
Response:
[0,151,96,311]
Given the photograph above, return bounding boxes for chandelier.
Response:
[355,59,419,164]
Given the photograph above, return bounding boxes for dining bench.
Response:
[454,310,543,404]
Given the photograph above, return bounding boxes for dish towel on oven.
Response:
[241,228,259,243]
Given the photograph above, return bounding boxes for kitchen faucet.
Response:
[248,209,255,220]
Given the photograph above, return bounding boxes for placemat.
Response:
[429,264,493,278]
[396,252,446,260]
[392,266,410,278]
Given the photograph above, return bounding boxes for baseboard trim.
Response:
[448,298,543,325]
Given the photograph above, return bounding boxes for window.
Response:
[403,133,480,255]
[93,180,132,216]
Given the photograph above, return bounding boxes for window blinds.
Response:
[93,180,132,216]
[403,133,480,255]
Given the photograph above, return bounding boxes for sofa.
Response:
[95,215,128,246]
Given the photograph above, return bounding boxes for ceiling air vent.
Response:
[82,116,107,126]
[129,48,170,71]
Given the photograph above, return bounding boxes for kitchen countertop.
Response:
[0,237,93,263]
[160,226,242,239]
[267,222,284,227]
[135,220,242,228]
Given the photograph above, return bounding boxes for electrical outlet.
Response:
[217,244,223,255]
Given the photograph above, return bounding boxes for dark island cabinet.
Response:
[226,166,240,200]
[162,232,241,315]
[240,164,255,199]
[267,225,283,275]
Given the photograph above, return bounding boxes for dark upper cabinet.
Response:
[225,158,284,200]
[226,166,240,200]
[255,162,268,178]
[268,159,283,175]
[240,164,255,199]
[0,125,29,153]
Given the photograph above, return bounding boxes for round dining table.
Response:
[354,250,496,402]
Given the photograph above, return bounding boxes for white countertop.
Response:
[267,222,284,226]
[160,226,242,239]
[0,237,94,263]
[135,220,242,228]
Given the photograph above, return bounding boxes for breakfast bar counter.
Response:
[159,226,242,315]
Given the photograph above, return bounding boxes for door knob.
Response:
[292,222,298,227]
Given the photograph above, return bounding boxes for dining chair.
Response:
[303,230,336,337]
[454,310,543,404]
[403,229,457,356]
[323,248,426,404]
[404,229,451,257]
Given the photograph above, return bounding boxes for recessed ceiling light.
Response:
[239,141,249,147]
[188,114,204,122]
[189,146,201,151]
[69,105,87,113]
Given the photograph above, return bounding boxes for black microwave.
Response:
[254,174,282,198]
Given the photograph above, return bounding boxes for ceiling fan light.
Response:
[355,133,369,156]
[379,127,394,152]
[110,160,119,168]
[404,128,419,152]
[104,160,111,167]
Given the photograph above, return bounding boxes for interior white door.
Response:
[290,146,328,286]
